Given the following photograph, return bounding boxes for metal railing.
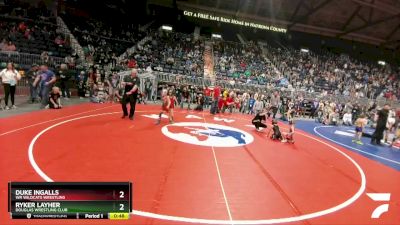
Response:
[0,51,66,68]
[142,71,398,108]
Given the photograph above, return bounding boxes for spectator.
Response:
[253,97,264,115]
[144,78,153,102]
[309,98,319,118]
[127,58,137,68]
[384,110,397,144]
[203,86,211,108]
[3,41,16,51]
[90,81,107,103]
[342,111,353,126]
[211,85,221,115]
[180,86,191,110]
[18,21,27,32]
[106,72,119,102]
[40,51,51,65]
[194,93,204,111]
[64,55,76,68]
[0,39,7,50]
[222,92,235,113]
[34,64,56,109]
[57,64,71,99]
[76,71,87,99]
[0,62,21,109]
[270,91,280,118]
[54,35,65,46]
[26,63,40,103]
[111,53,118,68]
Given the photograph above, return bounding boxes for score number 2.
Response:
[119,191,126,211]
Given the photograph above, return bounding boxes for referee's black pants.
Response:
[371,126,385,145]
[252,121,267,130]
[122,93,137,118]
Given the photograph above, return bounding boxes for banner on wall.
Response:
[183,10,287,33]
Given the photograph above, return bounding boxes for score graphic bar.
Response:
[11,212,130,220]
[8,182,132,220]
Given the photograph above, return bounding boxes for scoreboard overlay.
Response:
[8,182,132,220]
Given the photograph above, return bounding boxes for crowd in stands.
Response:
[0,18,72,57]
[129,31,205,77]
[0,1,74,75]
[127,32,273,85]
[121,30,399,104]
[268,47,400,100]
[62,14,146,67]
[213,41,272,85]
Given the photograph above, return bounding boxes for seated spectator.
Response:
[18,21,27,32]
[24,28,34,40]
[90,82,107,103]
[329,110,339,126]
[0,39,7,51]
[392,124,400,148]
[315,109,324,123]
[3,41,16,51]
[342,111,353,126]
[127,58,137,68]
[194,93,204,111]
[166,57,174,65]
[54,35,65,46]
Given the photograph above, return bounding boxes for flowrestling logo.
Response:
[161,122,254,147]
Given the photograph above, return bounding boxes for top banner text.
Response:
[183,10,287,33]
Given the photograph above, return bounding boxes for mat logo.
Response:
[214,117,235,123]
[367,193,391,219]
[161,122,253,147]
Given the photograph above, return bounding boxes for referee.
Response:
[121,69,140,120]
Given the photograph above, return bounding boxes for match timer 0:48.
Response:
[8,182,132,220]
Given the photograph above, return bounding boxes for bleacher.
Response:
[134,32,204,76]
[0,16,73,58]
[61,13,145,66]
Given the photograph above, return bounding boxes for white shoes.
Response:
[4,105,17,110]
